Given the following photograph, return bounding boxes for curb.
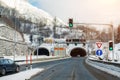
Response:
[16,56,70,65]
[85,58,120,78]
[88,58,120,67]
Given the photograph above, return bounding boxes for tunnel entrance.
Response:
[34,48,49,56]
[70,47,86,57]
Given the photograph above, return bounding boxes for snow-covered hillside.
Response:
[0,0,65,26]
[0,0,67,44]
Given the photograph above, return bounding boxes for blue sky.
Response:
[28,0,120,26]
[29,0,41,8]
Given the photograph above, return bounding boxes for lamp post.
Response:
[13,0,17,61]
[35,18,39,59]
[111,24,115,61]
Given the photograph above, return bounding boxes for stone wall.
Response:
[0,24,28,56]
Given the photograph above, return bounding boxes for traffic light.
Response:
[109,41,113,51]
[67,43,69,46]
[75,43,77,46]
[69,18,73,27]
[66,39,71,46]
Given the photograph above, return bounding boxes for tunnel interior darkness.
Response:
[34,48,49,56]
[70,48,86,57]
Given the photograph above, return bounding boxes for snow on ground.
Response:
[88,55,98,60]
[88,55,120,64]
[0,68,44,80]
[23,34,31,43]
[86,58,120,78]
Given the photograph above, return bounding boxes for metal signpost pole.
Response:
[111,24,114,61]
[13,0,17,61]
[37,20,39,59]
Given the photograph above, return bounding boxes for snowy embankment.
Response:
[4,55,66,65]
[86,58,120,78]
[0,68,44,80]
[4,55,59,61]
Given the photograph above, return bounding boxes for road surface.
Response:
[30,57,119,80]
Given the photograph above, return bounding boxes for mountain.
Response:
[0,0,66,33]
[0,0,67,56]
[0,0,52,24]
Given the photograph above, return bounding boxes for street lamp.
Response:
[13,0,17,61]
[110,24,115,61]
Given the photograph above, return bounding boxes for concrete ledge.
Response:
[85,58,120,78]
[88,58,120,67]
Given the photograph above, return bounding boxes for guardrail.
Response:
[14,56,69,64]
[88,59,120,67]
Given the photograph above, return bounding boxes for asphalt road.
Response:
[20,58,71,71]
[30,57,120,80]
[2,57,119,80]
[0,58,70,76]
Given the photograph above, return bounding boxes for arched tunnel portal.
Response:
[70,47,86,57]
[34,48,49,56]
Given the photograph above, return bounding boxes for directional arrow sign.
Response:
[96,49,103,56]
[96,42,102,48]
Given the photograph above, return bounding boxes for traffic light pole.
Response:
[111,24,115,61]
[71,22,115,61]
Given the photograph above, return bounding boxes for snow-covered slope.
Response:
[0,0,53,25]
[0,0,67,44]
[0,0,66,26]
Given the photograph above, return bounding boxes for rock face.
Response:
[0,23,28,56]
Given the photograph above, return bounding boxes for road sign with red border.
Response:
[96,42,102,48]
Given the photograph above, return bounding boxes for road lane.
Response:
[0,58,70,76]
[20,58,70,71]
[2,57,120,80]
[31,58,97,80]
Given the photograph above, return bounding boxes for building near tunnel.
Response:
[34,42,87,57]
[34,43,67,57]
[32,38,88,57]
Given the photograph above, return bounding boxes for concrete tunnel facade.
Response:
[34,46,87,57]
[34,47,50,56]
[70,47,87,57]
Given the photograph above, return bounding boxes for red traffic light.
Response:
[69,18,73,23]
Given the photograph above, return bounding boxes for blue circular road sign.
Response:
[96,50,103,56]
